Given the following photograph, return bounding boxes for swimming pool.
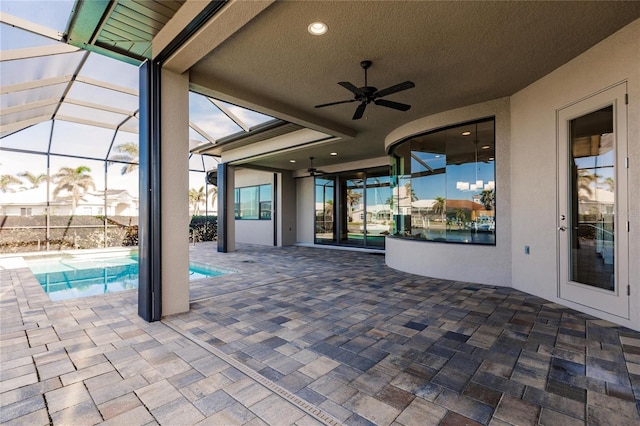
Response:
[26,253,230,301]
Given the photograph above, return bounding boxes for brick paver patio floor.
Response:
[2,243,639,425]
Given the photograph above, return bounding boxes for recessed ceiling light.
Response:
[330,152,337,156]
[462,131,471,136]
[289,160,296,163]
[489,157,495,161]
[482,145,490,150]
[308,22,328,36]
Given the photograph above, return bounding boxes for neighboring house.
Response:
[0,187,139,216]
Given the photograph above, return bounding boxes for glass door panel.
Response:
[339,173,365,246]
[558,83,628,318]
[365,173,392,248]
[569,106,615,290]
[315,177,336,243]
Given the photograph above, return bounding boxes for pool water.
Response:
[26,255,228,301]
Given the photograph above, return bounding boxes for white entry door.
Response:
[557,83,629,318]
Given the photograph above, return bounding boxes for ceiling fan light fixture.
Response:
[308,22,328,35]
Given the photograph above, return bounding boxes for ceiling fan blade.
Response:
[374,81,415,98]
[315,99,356,108]
[338,81,365,97]
[374,99,411,111]
[352,103,367,120]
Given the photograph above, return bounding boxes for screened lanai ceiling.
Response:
[4,1,640,175]
[0,0,278,173]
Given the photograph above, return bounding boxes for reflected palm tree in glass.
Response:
[480,189,495,211]
[346,188,362,222]
[577,169,598,199]
[433,196,446,224]
[404,182,418,202]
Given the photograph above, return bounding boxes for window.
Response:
[389,118,496,245]
[235,184,271,220]
[20,208,32,216]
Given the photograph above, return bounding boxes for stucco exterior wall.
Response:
[278,171,297,246]
[234,169,274,246]
[160,68,190,316]
[510,19,639,330]
[296,177,314,244]
[384,98,512,287]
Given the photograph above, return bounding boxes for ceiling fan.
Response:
[314,60,415,120]
[307,156,325,176]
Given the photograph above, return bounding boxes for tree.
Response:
[480,188,495,210]
[108,142,139,175]
[208,185,218,209]
[189,186,206,216]
[454,208,467,227]
[0,174,23,193]
[577,169,598,198]
[602,177,614,192]
[385,195,395,210]
[324,199,334,219]
[52,166,96,215]
[346,189,362,221]
[433,196,446,222]
[404,182,418,202]
[18,171,47,189]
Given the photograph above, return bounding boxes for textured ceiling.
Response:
[188,1,640,171]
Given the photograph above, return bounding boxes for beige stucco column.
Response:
[160,68,190,316]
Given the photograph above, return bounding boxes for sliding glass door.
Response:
[315,167,391,249]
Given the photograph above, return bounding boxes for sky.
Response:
[0,1,278,195]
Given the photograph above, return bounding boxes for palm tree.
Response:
[189,186,206,216]
[454,208,467,227]
[324,199,334,219]
[108,142,139,175]
[404,182,418,202]
[577,169,598,198]
[433,196,446,222]
[385,195,395,210]
[208,185,218,209]
[346,188,362,221]
[0,174,23,193]
[480,189,495,210]
[602,177,614,192]
[18,171,47,189]
[52,166,96,215]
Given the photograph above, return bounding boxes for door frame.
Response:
[556,81,629,319]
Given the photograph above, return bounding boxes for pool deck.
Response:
[1,242,640,425]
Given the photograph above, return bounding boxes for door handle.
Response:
[558,226,567,231]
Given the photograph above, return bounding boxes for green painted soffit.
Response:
[65,0,143,65]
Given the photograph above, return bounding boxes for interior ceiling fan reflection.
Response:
[314,60,415,120]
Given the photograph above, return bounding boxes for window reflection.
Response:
[315,177,335,243]
[570,106,615,290]
[234,184,271,220]
[390,118,496,245]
